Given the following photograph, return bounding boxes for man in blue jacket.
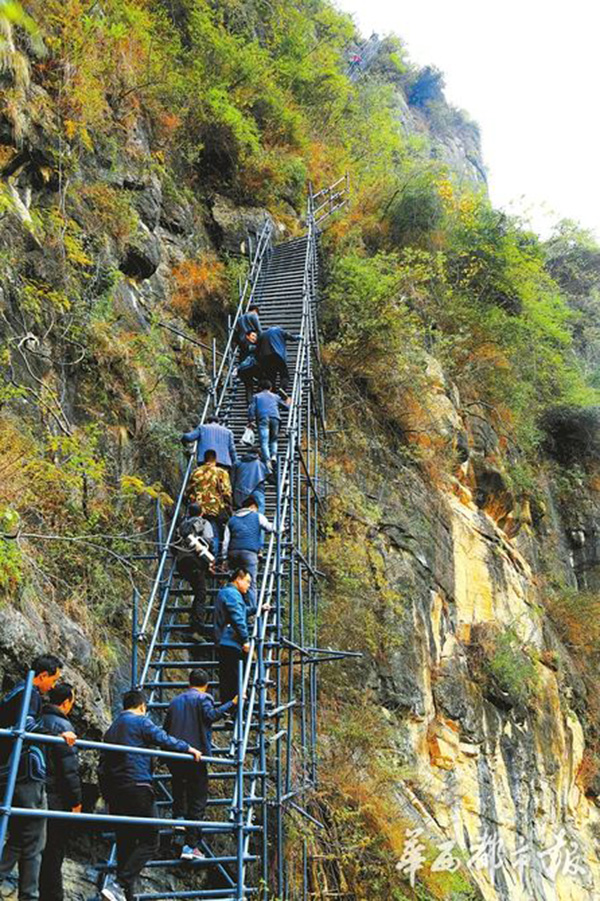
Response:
[181,416,238,469]
[100,690,202,901]
[164,669,236,862]
[231,451,270,513]
[257,326,300,394]
[247,380,291,469]
[214,568,253,703]
[222,497,277,608]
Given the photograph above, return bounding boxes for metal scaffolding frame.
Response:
[0,178,353,901]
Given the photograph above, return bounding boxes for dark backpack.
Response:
[0,685,46,785]
[176,516,212,557]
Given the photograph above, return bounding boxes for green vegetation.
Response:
[466,624,540,707]
[0,0,599,895]
[324,182,598,463]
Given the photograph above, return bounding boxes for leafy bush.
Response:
[386,173,445,248]
[544,586,600,662]
[407,66,445,107]
[467,624,539,706]
[171,255,229,323]
[0,507,22,594]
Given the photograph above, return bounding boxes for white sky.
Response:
[335,0,600,240]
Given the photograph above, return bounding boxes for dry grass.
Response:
[171,255,228,321]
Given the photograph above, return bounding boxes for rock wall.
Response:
[396,91,487,189]
[337,363,600,900]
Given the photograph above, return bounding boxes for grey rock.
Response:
[119,226,161,280]
[433,657,485,741]
[123,173,162,231]
[210,194,281,252]
[467,406,500,457]
[159,195,195,236]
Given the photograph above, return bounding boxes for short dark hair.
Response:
[123,689,146,710]
[259,380,272,392]
[230,566,250,581]
[32,654,63,677]
[207,416,219,424]
[48,684,74,707]
[188,502,201,517]
[242,495,258,508]
[204,449,217,462]
[248,304,259,313]
[189,669,210,687]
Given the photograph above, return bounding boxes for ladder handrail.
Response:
[138,219,273,639]
[233,182,347,879]
[130,176,347,897]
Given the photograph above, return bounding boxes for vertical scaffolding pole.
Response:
[236,661,245,901]
[212,338,218,414]
[275,453,284,901]
[258,638,268,901]
[0,670,34,853]
[131,587,140,688]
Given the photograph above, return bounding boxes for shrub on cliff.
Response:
[467,624,540,708]
[386,172,445,249]
[407,65,445,108]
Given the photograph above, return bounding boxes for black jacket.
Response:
[39,704,81,808]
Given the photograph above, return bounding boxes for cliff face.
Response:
[1,4,598,901]
[318,362,600,901]
[396,91,487,190]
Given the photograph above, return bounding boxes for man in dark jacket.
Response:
[38,684,81,901]
[247,381,291,469]
[235,304,261,347]
[257,326,300,394]
[100,690,202,901]
[164,670,236,861]
[173,503,215,630]
[213,568,253,703]
[0,654,73,901]
[237,331,260,404]
[181,417,238,469]
[231,451,269,514]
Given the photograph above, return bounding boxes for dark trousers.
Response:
[169,762,208,848]
[38,796,68,901]
[261,354,289,393]
[108,784,158,895]
[206,515,223,559]
[177,556,208,627]
[218,645,243,703]
[0,780,46,901]
[240,365,259,404]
